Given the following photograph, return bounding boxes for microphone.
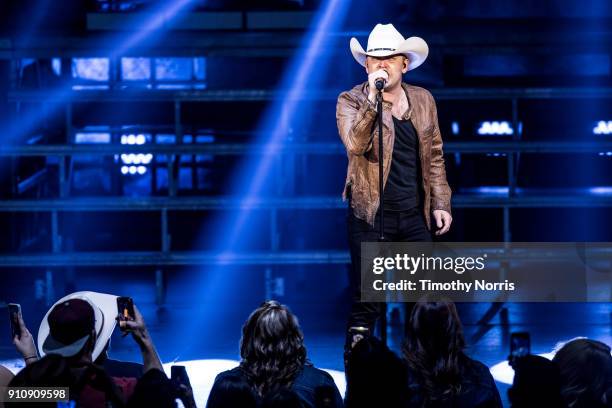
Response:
[375,78,386,91]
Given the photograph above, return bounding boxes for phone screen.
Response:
[8,303,21,339]
[171,365,192,389]
[116,297,135,321]
[510,332,530,360]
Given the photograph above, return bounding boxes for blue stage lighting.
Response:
[117,165,147,176]
[474,186,510,195]
[451,121,460,135]
[52,58,61,76]
[119,134,151,173]
[589,187,612,195]
[121,134,148,145]
[121,57,151,81]
[72,58,109,81]
[175,0,351,352]
[477,121,514,136]
[75,132,111,144]
[109,0,197,60]
[156,57,200,80]
[593,120,612,135]
[216,0,351,249]
[4,0,198,148]
[117,56,207,89]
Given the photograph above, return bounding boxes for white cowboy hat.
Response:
[38,291,118,360]
[350,23,429,70]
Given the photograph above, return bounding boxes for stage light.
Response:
[121,57,151,81]
[475,186,509,195]
[120,164,147,176]
[121,134,147,145]
[52,58,61,76]
[589,187,612,195]
[451,121,460,135]
[72,58,109,82]
[75,133,111,144]
[593,120,612,135]
[477,121,514,136]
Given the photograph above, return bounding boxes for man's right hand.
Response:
[368,69,389,103]
[119,304,163,372]
[118,304,151,348]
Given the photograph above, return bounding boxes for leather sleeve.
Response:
[336,90,377,156]
[427,91,452,214]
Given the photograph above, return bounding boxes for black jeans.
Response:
[346,206,432,335]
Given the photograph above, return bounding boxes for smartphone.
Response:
[510,331,530,362]
[116,297,135,321]
[171,365,192,389]
[8,303,21,339]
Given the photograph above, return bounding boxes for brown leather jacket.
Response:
[336,81,452,228]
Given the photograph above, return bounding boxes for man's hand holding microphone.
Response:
[368,69,388,104]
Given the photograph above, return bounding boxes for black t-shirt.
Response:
[383,117,422,211]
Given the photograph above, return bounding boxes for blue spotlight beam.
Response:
[217,0,351,249]
[4,0,200,146]
[177,0,351,358]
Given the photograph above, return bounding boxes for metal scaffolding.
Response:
[2,23,611,306]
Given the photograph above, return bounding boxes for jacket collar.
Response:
[360,81,413,121]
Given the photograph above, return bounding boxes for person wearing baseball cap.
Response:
[337,23,452,351]
[8,293,172,407]
[41,298,98,359]
[38,291,143,378]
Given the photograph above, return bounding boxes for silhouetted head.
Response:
[553,338,612,408]
[240,300,307,397]
[346,336,409,408]
[402,299,466,403]
[404,298,465,359]
[509,354,564,408]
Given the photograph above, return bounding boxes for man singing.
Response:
[336,23,452,348]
